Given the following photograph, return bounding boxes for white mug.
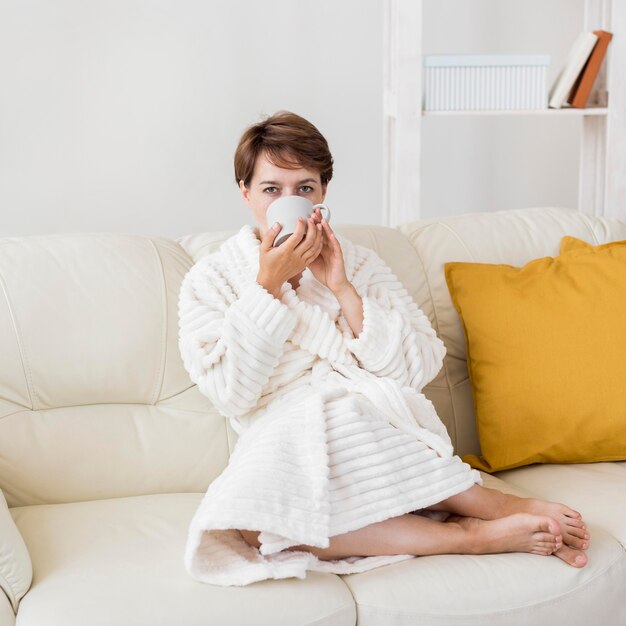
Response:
[266,196,331,247]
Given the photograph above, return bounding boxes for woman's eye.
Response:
[300,186,313,193]
[263,187,278,193]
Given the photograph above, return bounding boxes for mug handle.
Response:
[312,203,331,222]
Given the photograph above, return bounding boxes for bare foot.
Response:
[445,513,562,557]
[501,495,590,551]
[553,543,588,568]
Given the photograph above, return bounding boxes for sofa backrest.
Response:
[0,233,230,507]
[2,208,624,507]
[398,206,626,457]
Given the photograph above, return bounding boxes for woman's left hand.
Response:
[307,208,350,294]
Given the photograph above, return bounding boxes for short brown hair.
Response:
[234,111,334,188]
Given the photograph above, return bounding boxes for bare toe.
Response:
[532,542,558,556]
[561,522,590,549]
[555,504,584,526]
[545,517,562,541]
[567,535,589,550]
[518,499,591,550]
[554,544,588,568]
[557,504,583,520]
[567,525,586,536]
[565,516,587,529]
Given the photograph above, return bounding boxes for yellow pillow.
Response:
[444,235,626,473]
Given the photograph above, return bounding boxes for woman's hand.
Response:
[256,215,324,298]
[307,208,350,295]
[307,209,363,335]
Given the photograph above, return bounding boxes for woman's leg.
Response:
[422,484,590,567]
[240,486,589,568]
[240,508,586,568]
[286,512,562,561]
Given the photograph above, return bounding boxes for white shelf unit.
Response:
[382,0,626,227]
[423,108,609,117]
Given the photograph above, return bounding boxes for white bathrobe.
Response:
[178,224,482,586]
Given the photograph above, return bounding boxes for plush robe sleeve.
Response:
[339,246,446,392]
[178,256,297,419]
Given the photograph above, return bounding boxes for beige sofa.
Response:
[1,206,625,626]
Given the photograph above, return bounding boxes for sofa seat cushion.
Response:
[1,593,14,626]
[10,493,355,626]
[339,472,626,626]
[496,462,626,546]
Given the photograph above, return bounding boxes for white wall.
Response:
[421,0,585,218]
[0,0,592,237]
[0,0,383,238]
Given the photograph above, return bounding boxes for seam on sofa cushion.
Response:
[450,378,469,389]
[157,383,196,403]
[147,239,168,405]
[400,223,459,448]
[354,546,626,619]
[434,222,478,262]
[423,222,479,453]
[0,269,36,410]
[577,212,602,245]
[0,571,16,616]
[296,601,355,626]
[0,409,28,422]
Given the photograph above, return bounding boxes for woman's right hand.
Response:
[256,215,324,298]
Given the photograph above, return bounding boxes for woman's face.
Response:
[239,150,327,239]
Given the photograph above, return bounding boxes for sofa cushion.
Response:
[0,398,234,508]
[496,461,626,546]
[339,472,626,626]
[0,234,193,409]
[398,207,626,458]
[444,234,626,472]
[0,593,14,626]
[0,234,234,507]
[0,489,31,614]
[10,493,356,626]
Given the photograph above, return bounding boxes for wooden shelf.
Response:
[422,107,609,117]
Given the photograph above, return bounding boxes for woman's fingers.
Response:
[311,223,324,259]
[260,222,282,251]
[321,218,339,250]
[312,207,323,224]
[313,220,325,254]
[305,216,319,245]
[296,216,321,254]
[283,217,307,250]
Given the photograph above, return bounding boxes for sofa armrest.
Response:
[0,490,32,615]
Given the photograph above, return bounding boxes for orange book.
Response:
[568,30,613,108]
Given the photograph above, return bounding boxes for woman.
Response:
[178,111,589,587]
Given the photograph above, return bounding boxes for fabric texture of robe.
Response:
[178,224,482,586]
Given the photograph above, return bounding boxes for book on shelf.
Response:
[548,31,598,109]
[567,30,613,108]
